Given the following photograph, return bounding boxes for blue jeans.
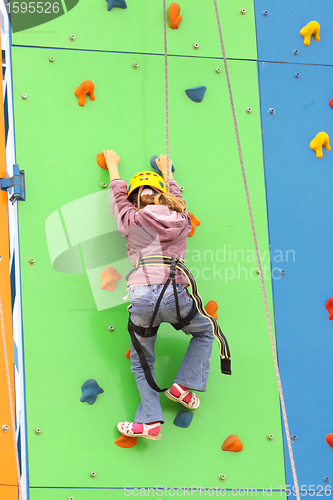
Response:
[128,284,215,423]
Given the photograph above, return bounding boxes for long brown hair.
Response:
[129,189,186,214]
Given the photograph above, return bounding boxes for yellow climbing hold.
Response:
[300,21,320,46]
[310,132,331,159]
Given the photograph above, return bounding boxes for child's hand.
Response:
[155,154,173,179]
[103,150,120,168]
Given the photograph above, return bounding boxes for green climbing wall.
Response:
[11,0,286,496]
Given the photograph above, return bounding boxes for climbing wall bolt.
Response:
[0,255,2,261]
[133,62,139,69]
[262,10,269,16]
[69,34,76,41]
[268,108,275,115]
[180,186,185,192]
[292,49,299,56]
[324,477,330,483]
[256,269,260,275]
[90,471,97,477]
[267,434,274,441]
[240,8,246,14]
[2,424,9,432]
[246,107,252,114]
[291,434,297,442]
[108,325,115,332]
[22,94,27,99]
[101,182,107,188]
[35,428,42,435]
[29,258,35,265]
[295,72,300,78]
[49,56,55,62]
[192,43,199,50]
[215,67,221,73]
[278,269,285,277]
[68,497,75,500]
[218,473,226,482]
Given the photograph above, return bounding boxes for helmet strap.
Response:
[137,185,144,210]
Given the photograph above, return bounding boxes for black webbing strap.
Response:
[128,317,167,393]
[129,256,231,374]
[126,255,231,393]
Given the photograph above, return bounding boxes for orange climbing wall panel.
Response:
[0,21,18,494]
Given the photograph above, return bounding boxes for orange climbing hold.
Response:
[115,435,138,448]
[326,297,333,320]
[326,434,333,448]
[188,212,201,237]
[222,434,243,452]
[97,152,108,170]
[100,266,122,292]
[74,80,95,106]
[168,3,182,29]
[205,300,218,319]
[125,348,131,359]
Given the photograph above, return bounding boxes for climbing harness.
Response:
[126,256,231,393]
[212,1,300,496]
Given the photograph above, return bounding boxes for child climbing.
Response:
[105,149,222,441]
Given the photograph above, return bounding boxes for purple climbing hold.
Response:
[106,0,127,11]
[80,379,104,405]
[173,410,193,428]
[185,86,207,103]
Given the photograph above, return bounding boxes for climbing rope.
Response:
[212,1,300,498]
[0,295,23,499]
[162,0,171,192]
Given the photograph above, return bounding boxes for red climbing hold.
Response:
[326,297,333,320]
[222,434,243,452]
[188,213,201,237]
[125,348,131,359]
[100,266,122,292]
[97,152,108,170]
[329,99,333,109]
[205,300,218,319]
[326,434,333,448]
[74,80,95,106]
[115,435,138,448]
[168,3,182,29]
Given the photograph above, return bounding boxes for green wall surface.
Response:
[11,0,285,495]
[12,0,257,59]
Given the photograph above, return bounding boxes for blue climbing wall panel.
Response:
[256,0,333,490]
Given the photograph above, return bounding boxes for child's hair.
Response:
[129,188,186,214]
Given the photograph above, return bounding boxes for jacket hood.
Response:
[138,205,188,241]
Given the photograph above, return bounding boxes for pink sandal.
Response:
[165,383,200,409]
[117,421,162,440]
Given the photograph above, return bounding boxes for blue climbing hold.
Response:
[150,156,175,176]
[106,0,127,11]
[80,379,104,405]
[185,86,207,103]
[173,410,193,428]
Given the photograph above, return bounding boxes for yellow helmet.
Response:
[127,171,167,198]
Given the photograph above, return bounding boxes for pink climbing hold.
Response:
[100,266,122,292]
[326,297,333,320]
[326,434,333,448]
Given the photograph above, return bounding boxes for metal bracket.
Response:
[0,164,25,204]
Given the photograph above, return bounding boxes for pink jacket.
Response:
[109,179,192,287]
